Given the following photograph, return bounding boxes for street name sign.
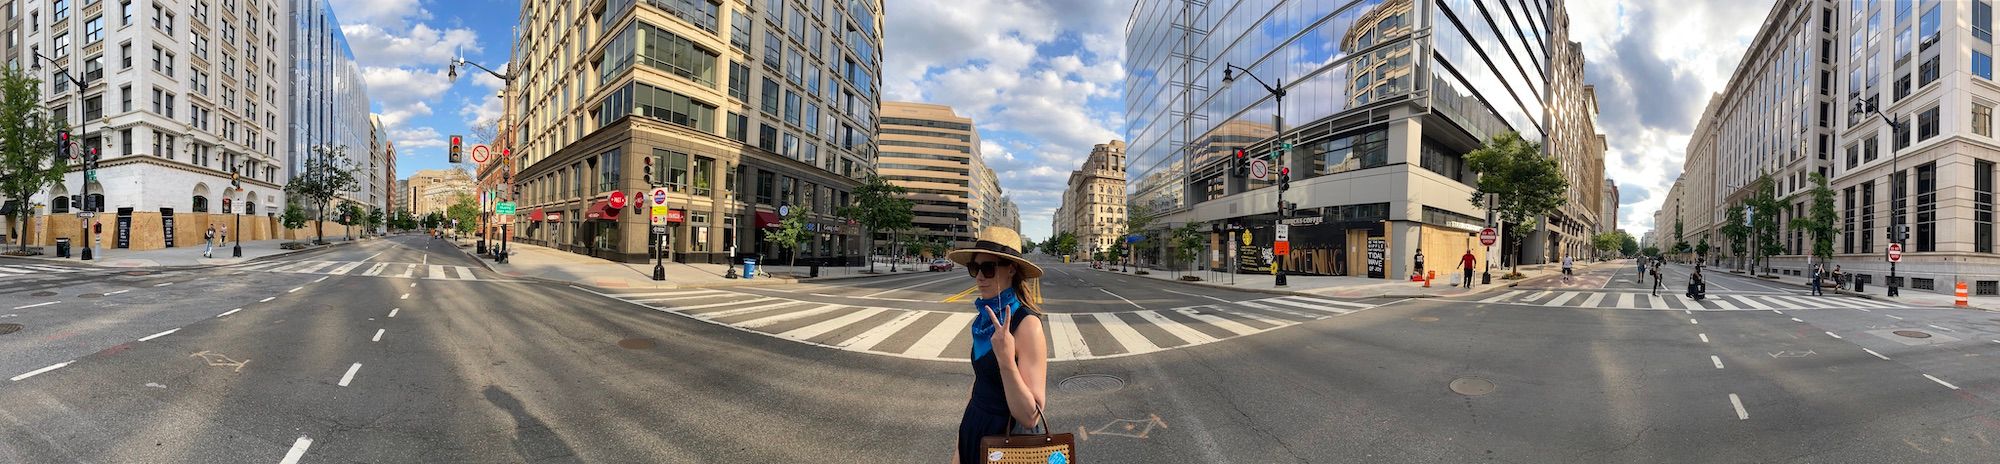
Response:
[495,202,516,215]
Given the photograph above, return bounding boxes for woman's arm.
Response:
[996,315,1049,428]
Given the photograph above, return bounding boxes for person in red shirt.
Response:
[1459,250,1477,287]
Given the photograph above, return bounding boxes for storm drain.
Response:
[1057,374,1125,394]
[1450,377,1495,396]
[0,323,20,335]
[1892,330,1933,339]
[616,338,657,349]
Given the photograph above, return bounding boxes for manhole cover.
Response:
[1450,377,1495,396]
[1411,316,1440,322]
[616,338,656,349]
[1892,330,1933,339]
[31,291,55,297]
[0,323,20,335]
[1058,374,1125,394]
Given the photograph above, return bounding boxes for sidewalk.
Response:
[1717,266,2000,311]
[465,240,934,289]
[1075,261,1559,299]
[10,234,359,268]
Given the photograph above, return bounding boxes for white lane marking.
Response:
[1137,311,1219,344]
[1927,324,1954,332]
[1581,292,1607,307]
[362,263,389,276]
[1098,288,1144,310]
[154,282,173,287]
[630,293,745,302]
[400,293,409,300]
[1826,332,1842,339]
[259,297,276,303]
[1177,309,1260,336]
[1479,290,1523,303]
[1729,394,1749,420]
[394,265,417,279]
[1261,297,1357,314]
[10,361,73,381]
[1615,293,1636,308]
[372,329,385,342]
[1992,340,2000,344]
[1712,355,1726,369]
[314,276,330,283]
[1708,298,1742,310]
[1924,374,1961,390]
[1853,307,1871,312]
[425,264,448,280]
[1093,314,1162,356]
[409,282,417,288]
[364,251,385,261]
[670,297,778,312]
[901,313,976,358]
[453,266,477,280]
[388,308,400,318]
[1772,310,1784,315]
[1863,348,1891,360]
[1282,296,1373,309]
[838,310,927,350]
[1791,317,1804,323]
[692,300,806,320]
[423,254,428,264]
[1731,296,1774,310]
[1887,315,1904,320]
[337,363,362,386]
[1161,288,1230,303]
[289,287,303,293]
[1699,333,1709,343]
[279,436,313,464]
[13,301,59,310]
[105,290,130,296]
[1546,292,1581,307]
[326,262,363,275]
[616,290,728,298]
[780,308,891,340]
[138,328,180,341]
[1690,318,1699,325]
[859,273,961,297]
[217,308,243,317]
[1684,310,1691,315]
[732,304,847,328]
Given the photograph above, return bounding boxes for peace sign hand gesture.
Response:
[980,302,1014,361]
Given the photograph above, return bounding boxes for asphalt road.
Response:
[1,248,1996,462]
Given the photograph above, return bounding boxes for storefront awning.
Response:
[529,208,546,222]
[756,211,781,228]
[586,200,621,220]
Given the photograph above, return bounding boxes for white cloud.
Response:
[327,0,432,30]
[340,23,483,69]
[392,126,447,148]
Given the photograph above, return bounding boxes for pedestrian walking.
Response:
[202,225,217,258]
[1460,249,1478,287]
[219,225,229,247]
[1832,265,1845,290]
[1560,253,1574,284]
[1651,265,1664,296]
[945,227,1051,464]
[1810,264,1824,296]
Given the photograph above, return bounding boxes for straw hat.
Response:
[945,227,1043,279]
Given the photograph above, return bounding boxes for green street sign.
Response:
[495,201,516,215]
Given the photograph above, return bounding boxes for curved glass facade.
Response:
[290,0,373,203]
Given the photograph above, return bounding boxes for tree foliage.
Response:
[1619,233,1640,257]
[1466,131,1567,274]
[1696,237,1711,258]
[1046,231,1079,258]
[1787,172,1840,262]
[0,67,67,252]
[281,203,308,231]
[445,194,480,235]
[1747,173,1786,273]
[1592,232,1622,257]
[1642,245,1660,257]
[1721,205,1750,259]
[1171,221,1205,277]
[837,175,913,272]
[283,145,362,244]
[764,205,813,267]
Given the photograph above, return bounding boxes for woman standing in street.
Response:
[946,227,1050,464]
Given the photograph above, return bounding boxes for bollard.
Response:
[1955,281,1969,307]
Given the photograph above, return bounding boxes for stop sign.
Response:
[1479,228,1498,246]
[1887,243,1903,263]
[607,190,628,209]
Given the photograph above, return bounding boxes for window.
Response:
[783,90,800,125]
[1865,134,1880,162]
[52,32,68,58]
[1918,106,1939,141]
[1981,161,1995,253]
[1916,162,1937,251]
[755,169,775,204]
[727,61,749,100]
[781,132,799,159]
[760,78,779,115]
[83,15,101,43]
[82,54,101,81]
[1846,143,1860,169]
[120,0,130,24]
[1844,186,1858,254]
[1980,52,1995,80]
[1919,4,1940,48]
[120,42,130,68]
[1980,0,1995,42]
[1313,128,1391,175]
[598,149,622,192]
[52,0,65,21]
[692,156,714,197]
[1894,116,1911,150]
[762,31,780,69]
[730,9,751,50]
[1919,54,1939,86]
[596,21,719,86]
[803,104,819,135]
[119,128,131,155]
[82,94,101,120]
[119,84,130,111]
[758,123,776,151]
[151,87,162,114]
[1977,103,1994,137]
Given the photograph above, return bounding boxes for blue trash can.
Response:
[743,258,757,280]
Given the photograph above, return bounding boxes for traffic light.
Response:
[449,135,463,163]
[55,131,70,160]
[1279,200,1295,217]
[231,170,241,189]
[1278,166,1291,191]
[1232,149,1248,177]
[643,156,657,186]
[1891,224,1909,242]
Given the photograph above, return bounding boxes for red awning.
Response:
[586,200,621,220]
[756,211,781,228]
[529,208,546,221]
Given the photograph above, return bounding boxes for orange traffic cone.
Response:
[1424,271,1434,288]
[1955,281,1969,307]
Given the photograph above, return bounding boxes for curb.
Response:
[14,239,358,269]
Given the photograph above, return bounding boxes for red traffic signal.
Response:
[449,135,464,163]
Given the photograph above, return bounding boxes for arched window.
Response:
[51,196,70,213]
[246,202,257,215]
[191,196,209,212]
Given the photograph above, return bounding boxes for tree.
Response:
[1046,231,1078,258]
[1466,131,1567,276]
[366,207,385,234]
[1672,218,1690,256]
[763,205,813,267]
[1721,205,1750,265]
[391,208,416,231]
[1592,232,1621,257]
[1171,221,1205,280]
[1747,173,1785,275]
[445,194,480,235]
[0,67,67,253]
[1696,238,1711,260]
[281,203,308,233]
[283,145,362,244]
[1618,232,1640,257]
[836,175,914,273]
[1787,172,1840,264]
[1642,245,1660,257]
[338,201,365,240]
[421,212,442,230]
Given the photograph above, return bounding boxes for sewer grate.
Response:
[616,338,657,349]
[0,323,19,335]
[1057,374,1125,394]
[1451,377,1496,396]
[1892,330,1932,339]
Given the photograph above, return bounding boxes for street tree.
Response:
[1592,232,1621,257]
[339,201,365,240]
[446,194,480,235]
[836,175,913,273]
[283,145,362,244]
[764,205,813,267]
[1125,204,1157,270]
[1171,221,1205,280]
[1787,172,1840,264]
[1696,238,1711,261]
[0,67,66,253]
[1642,245,1660,257]
[1046,231,1078,258]
[1672,218,1690,256]
[366,207,385,234]
[1721,205,1749,267]
[421,212,442,231]
[281,203,308,238]
[1748,173,1785,275]
[1465,131,1567,277]
[1618,232,1640,257]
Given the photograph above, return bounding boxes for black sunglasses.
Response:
[967,259,1014,278]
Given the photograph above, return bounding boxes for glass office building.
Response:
[1126,0,1569,278]
[291,0,375,210]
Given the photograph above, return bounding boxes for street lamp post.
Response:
[232,164,244,257]
[1852,99,1905,297]
[31,52,94,260]
[1221,63,1288,287]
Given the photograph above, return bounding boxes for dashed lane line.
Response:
[1927,324,1954,332]
[259,297,276,303]
[388,308,399,318]
[138,329,180,341]
[372,329,385,342]
[1711,355,1725,369]
[1729,394,1749,420]
[217,308,242,317]
[1099,288,1144,310]
[104,290,130,296]
[400,293,409,300]
[1863,348,1891,360]
[1924,374,1961,390]
[279,436,313,464]
[13,301,59,310]
[337,363,362,387]
[1698,333,1709,343]
[1690,318,1699,325]
[1161,288,1230,303]
[1826,332,1842,339]
[10,361,73,381]
[289,287,303,293]
[154,282,173,287]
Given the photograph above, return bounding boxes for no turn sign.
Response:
[1887,242,1903,263]
[1479,227,1498,246]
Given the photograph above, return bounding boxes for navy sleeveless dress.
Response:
[956,289,1045,464]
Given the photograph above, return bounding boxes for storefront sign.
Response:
[1366,238,1386,278]
[665,209,685,223]
[162,214,176,248]
[1279,216,1323,226]
[116,214,133,249]
[546,211,564,222]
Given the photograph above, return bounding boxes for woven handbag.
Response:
[978,403,1076,464]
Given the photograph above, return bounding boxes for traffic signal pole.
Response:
[1222,63,1286,287]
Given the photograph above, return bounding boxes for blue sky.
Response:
[328,0,518,177]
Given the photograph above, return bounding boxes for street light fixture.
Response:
[31,52,95,261]
[1219,62,1289,287]
[1851,98,1907,296]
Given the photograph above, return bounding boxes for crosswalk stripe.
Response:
[617,290,728,298]
[1136,311,1218,344]
[669,297,778,311]
[632,293,744,302]
[1763,295,1812,309]
[1176,309,1260,336]
[1672,294,1699,310]
[453,266,477,280]
[1646,294,1669,310]
[1776,295,1834,308]
[1545,292,1580,306]
[1525,291,1553,302]
[693,300,804,319]
[1232,300,1323,320]
[1046,314,1092,360]
[781,307,891,341]
[293,261,338,273]
[1844,298,1903,309]
[1708,298,1742,310]
[22,264,78,272]
[236,261,287,271]
[1481,290,1524,303]
[1729,295,1774,310]
[1090,314,1161,356]
[0,266,32,274]
[393,264,417,278]
[1259,297,1355,314]
[734,303,848,328]
[362,263,389,276]
[264,261,315,273]
[1581,293,1607,307]
[900,312,976,358]
[327,262,364,275]
[838,310,928,350]
[1615,293,1636,308]
[1279,296,1372,309]
[1203,305,1293,328]
[425,265,448,280]
[1815,297,1874,309]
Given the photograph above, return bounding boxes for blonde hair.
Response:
[1011,271,1044,314]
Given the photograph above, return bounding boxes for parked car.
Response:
[929,259,955,272]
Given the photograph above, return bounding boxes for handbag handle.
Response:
[1002,398,1054,439]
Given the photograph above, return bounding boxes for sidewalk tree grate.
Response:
[616,338,657,349]
[0,323,19,335]
[1892,330,1933,339]
[1450,377,1496,396]
[1057,374,1125,394]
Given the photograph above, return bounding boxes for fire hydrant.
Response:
[1424,270,1435,287]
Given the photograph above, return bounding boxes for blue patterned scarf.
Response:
[969,288,1021,359]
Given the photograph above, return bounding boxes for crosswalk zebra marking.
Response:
[1729,295,1773,310]
[1137,311,1217,344]
[327,262,364,275]
[1708,298,1742,310]
[1046,314,1092,360]
[839,310,928,350]
[1482,290,1524,303]
[1233,300,1324,320]
[734,304,849,329]
[692,300,807,320]
[1261,297,1356,314]
[1176,309,1261,337]
[453,266,476,280]
[903,313,976,359]
[362,263,389,276]
[1282,296,1374,309]
[1091,314,1161,356]
[780,307,891,341]
[424,265,448,280]
[1672,294,1699,310]
[1546,292,1580,307]
[1646,294,1669,310]
[1581,293,1608,307]
[1615,293,1636,308]
[1203,305,1294,328]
